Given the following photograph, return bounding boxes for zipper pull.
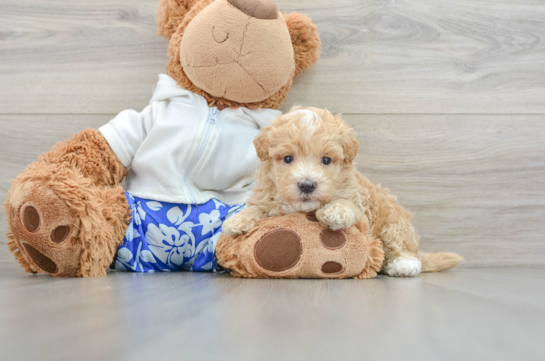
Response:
[210,107,218,122]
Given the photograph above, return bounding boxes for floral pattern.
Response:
[114,193,243,272]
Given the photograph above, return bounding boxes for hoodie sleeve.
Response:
[98,104,155,168]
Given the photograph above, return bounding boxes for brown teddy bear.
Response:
[4,0,337,277]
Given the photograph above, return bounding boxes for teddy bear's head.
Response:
[157,0,321,109]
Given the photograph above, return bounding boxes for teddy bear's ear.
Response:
[254,126,272,161]
[284,12,321,77]
[157,0,201,38]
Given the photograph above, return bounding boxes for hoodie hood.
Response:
[150,74,282,128]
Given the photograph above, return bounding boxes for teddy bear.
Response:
[4,0,331,277]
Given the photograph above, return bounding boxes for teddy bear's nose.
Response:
[227,0,278,20]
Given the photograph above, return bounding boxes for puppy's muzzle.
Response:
[298,180,316,194]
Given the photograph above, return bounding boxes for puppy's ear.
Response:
[254,126,272,161]
[284,12,321,77]
[341,123,360,165]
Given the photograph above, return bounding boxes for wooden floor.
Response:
[0,262,544,361]
[1,0,545,359]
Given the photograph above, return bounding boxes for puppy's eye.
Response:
[322,157,332,165]
[283,156,294,164]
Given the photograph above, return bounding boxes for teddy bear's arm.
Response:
[41,128,127,187]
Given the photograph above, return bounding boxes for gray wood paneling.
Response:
[1,114,543,266]
[1,0,545,114]
[346,114,545,267]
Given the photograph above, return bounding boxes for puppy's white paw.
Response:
[222,215,256,236]
[316,204,356,230]
[385,257,422,277]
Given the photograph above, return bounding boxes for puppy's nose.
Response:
[227,0,279,20]
[298,180,316,194]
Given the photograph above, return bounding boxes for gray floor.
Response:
[1,262,543,361]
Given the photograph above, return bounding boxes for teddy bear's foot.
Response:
[216,212,384,279]
[383,255,422,277]
[5,162,129,277]
[6,176,84,276]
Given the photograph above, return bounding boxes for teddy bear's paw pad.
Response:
[385,257,422,277]
[306,213,319,222]
[255,229,302,272]
[51,226,70,244]
[22,206,40,232]
[22,243,58,274]
[321,261,343,274]
[20,205,71,245]
[320,229,346,250]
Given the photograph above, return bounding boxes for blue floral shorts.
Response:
[113,193,244,273]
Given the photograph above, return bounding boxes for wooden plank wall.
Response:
[1,0,544,266]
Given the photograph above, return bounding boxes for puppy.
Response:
[223,107,462,277]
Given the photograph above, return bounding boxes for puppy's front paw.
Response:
[222,214,257,236]
[316,204,356,230]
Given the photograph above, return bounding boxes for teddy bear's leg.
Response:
[379,219,422,277]
[4,129,130,277]
[218,212,386,279]
[354,238,384,279]
[5,169,129,277]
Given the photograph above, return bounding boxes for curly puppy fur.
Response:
[223,107,463,276]
[160,0,320,110]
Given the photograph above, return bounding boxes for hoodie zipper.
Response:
[183,107,218,204]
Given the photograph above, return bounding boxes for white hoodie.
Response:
[99,74,281,205]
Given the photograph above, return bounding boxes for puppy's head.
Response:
[255,107,359,212]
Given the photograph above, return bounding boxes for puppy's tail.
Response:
[417,251,463,273]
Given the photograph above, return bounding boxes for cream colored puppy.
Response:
[223,107,462,277]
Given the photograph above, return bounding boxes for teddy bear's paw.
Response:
[384,256,422,277]
[222,214,257,236]
[316,204,356,230]
[6,179,82,276]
